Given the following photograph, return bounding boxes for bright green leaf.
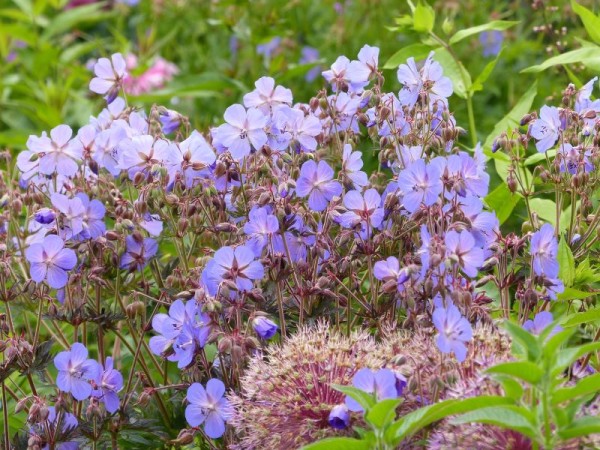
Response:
[383,43,432,69]
[332,385,376,412]
[558,237,575,288]
[571,0,600,45]
[449,20,519,45]
[302,437,372,450]
[522,46,600,73]
[558,416,600,440]
[524,149,556,166]
[486,361,544,384]
[552,373,600,405]
[413,1,435,32]
[529,198,557,227]
[484,183,521,225]
[451,406,537,439]
[557,287,596,301]
[561,308,600,326]
[471,48,503,92]
[365,399,401,428]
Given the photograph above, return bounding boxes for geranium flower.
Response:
[185,379,233,439]
[54,343,100,401]
[25,235,77,289]
[433,300,472,362]
[529,105,561,153]
[295,160,342,212]
[212,104,268,160]
[89,53,127,104]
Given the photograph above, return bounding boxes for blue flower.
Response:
[444,230,484,278]
[524,311,562,337]
[54,343,100,401]
[530,223,559,277]
[530,106,561,153]
[25,235,77,289]
[397,159,442,213]
[92,357,123,413]
[185,379,232,439]
[328,404,350,429]
[345,368,399,413]
[432,299,472,362]
[243,207,280,256]
[295,160,342,212]
[202,245,265,296]
[253,316,278,340]
[120,235,158,271]
[480,30,503,57]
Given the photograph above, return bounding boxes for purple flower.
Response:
[243,77,292,113]
[300,46,321,82]
[89,53,127,104]
[256,36,281,59]
[322,55,351,92]
[445,152,490,198]
[346,44,379,91]
[92,357,123,413]
[328,404,350,429]
[162,130,216,189]
[120,235,158,271]
[159,109,181,134]
[374,256,400,281]
[24,125,82,177]
[185,379,232,439]
[212,104,268,160]
[149,300,211,368]
[557,143,594,175]
[243,207,279,256]
[54,343,100,401]
[202,245,264,296]
[397,159,442,213]
[480,30,503,57]
[337,188,383,234]
[397,52,452,107]
[30,407,78,450]
[523,311,562,337]
[252,316,278,339]
[51,193,85,238]
[530,223,559,277]
[25,235,77,289]
[34,208,56,225]
[345,368,399,412]
[295,160,342,212]
[118,135,168,181]
[75,193,106,240]
[445,230,484,278]
[433,300,472,362]
[530,106,561,153]
[341,144,368,189]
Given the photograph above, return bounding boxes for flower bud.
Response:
[328,404,350,429]
[252,316,278,340]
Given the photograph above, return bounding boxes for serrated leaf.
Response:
[571,0,600,45]
[522,46,600,73]
[558,237,575,287]
[413,1,435,32]
[557,287,596,301]
[451,406,537,439]
[486,361,544,384]
[383,43,432,69]
[449,20,519,45]
[302,437,372,450]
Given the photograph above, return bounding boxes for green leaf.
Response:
[483,80,537,151]
[486,361,544,384]
[558,237,575,288]
[302,438,372,450]
[413,1,435,32]
[471,48,503,92]
[449,20,519,45]
[571,0,600,45]
[332,385,376,412]
[528,198,557,227]
[541,328,576,359]
[433,47,471,99]
[386,396,511,444]
[561,308,600,326]
[41,3,115,39]
[365,399,401,428]
[383,43,432,69]
[552,373,600,405]
[522,46,600,73]
[503,321,541,360]
[557,287,596,301]
[553,342,600,375]
[484,183,521,225]
[451,406,537,439]
[496,375,524,400]
[523,149,556,166]
[558,416,600,440]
